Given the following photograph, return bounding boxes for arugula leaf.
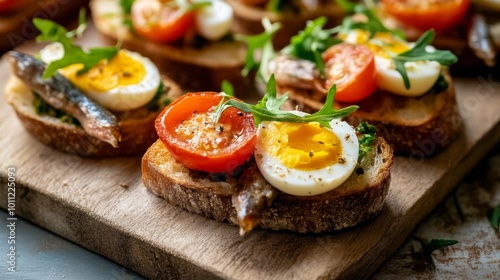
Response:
[221,80,234,97]
[172,0,211,11]
[413,237,458,268]
[213,75,358,128]
[339,5,404,39]
[356,121,376,162]
[146,81,165,111]
[391,30,457,89]
[33,18,118,79]
[487,204,500,230]
[335,0,357,14]
[236,18,281,81]
[281,17,342,77]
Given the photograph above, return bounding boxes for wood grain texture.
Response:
[1,27,500,279]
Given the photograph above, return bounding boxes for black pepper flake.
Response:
[237,111,243,116]
[345,134,350,140]
[309,151,314,157]
[338,157,346,164]
[318,141,324,144]
[122,71,131,77]
[278,140,281,143]
[256,154,263,159]
[216,125,224,133]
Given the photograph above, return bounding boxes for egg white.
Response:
[375,55,441,97]
[39,43,161,111]
[255,117,359,196]
[195,0,233,41]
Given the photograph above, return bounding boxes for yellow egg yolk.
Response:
[60,50,146,93]
[258,122,342,171]
[339,30,410,58]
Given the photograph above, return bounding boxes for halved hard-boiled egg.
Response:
[195,0,233,41]
[343,30,441,97]
[254,115,359,196]
[40,43,161,111]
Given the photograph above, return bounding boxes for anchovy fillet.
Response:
[7,51,121,147]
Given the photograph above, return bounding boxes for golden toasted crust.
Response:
[141,137,393,233]
[227,0,345,49]
[4,76,182,157]
[90,0,250,92]
[278,73,462,158]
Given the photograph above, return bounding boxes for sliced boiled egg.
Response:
[195,0,233,41]
[40,43,160,111]
[342,30,441,97]
[254,115,359,196]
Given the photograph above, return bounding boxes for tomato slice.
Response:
[381,0,471,31]
[155,92,257,173]
[131,0,195,43]
[322,43,377,103]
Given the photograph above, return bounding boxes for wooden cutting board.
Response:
[1,24,500,279]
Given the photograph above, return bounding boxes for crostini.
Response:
[241,8,463,158]
[90,0,249,92]
[142,76,394,234]
[4,18,182,157]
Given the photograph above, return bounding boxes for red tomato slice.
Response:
[322,43,377,103]
[131,0,195,43]
[155,92,257,173]
[381,0,471,31]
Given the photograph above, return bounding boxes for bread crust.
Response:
[277,73,462,158]
[90,0,250,92]
[142,137,393,233]
[227,0,344,49]
[4,76,182,157]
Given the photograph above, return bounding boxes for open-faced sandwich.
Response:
[90,0,249,91]
[142,76,394,235]
[3,17,182,157]
[377,0,498,68]
[227,0,345,48]
[242,7,463,158]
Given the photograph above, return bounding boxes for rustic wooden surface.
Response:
[1,24,500,279]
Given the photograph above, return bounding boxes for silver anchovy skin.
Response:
[6,51,121,147]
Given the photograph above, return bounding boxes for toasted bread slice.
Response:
[142,137,393,233]
[227,0,344,49]
[277,73,462,158]
[4,76,182,157]
[90,0,249,92]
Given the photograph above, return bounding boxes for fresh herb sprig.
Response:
[391,30,457,89]
[487,204,500,230]
[34,13,118,79]
[339,5,404,39]
[281,17,342,77]
[236,18,281,82]
[357,121,376,161]
[214,75,358,128]
[413,237,459,268]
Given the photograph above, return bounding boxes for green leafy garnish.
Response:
[413,237,458,268]
[146,81,167,111]
[214,75,358,128]
[119,0,134,14]
[487,204,500,230]
[335,0,357,14]
[391,30,457,89]
[236,18,281,82]
[171,0,211,11]
[266,0,282,12]
[221,80,234,97]
[357,121,376,161]
[281,17,342,77]
[426,73,449,94]
[338,5,404,39]
[33,17,118,79]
